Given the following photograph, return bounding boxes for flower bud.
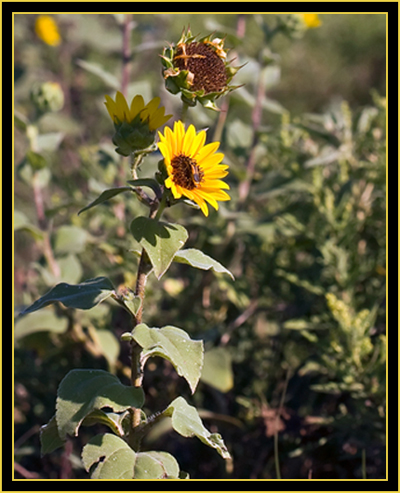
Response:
[104,92,171,156]
[30,82,64,114]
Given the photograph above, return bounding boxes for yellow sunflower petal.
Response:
[195,189,219,211]
[182,124,196,156]
[191,129,207,157]
[201,179,230,190]
[174,121,185,152]
[130,94,145,120]
[199,152,225,169]
[115,91,131,122]
[104,95,118,123]
[196,141,220,165]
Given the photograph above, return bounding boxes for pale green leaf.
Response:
[95,329,120,370]
[132,323,203,394]
[14,210,43,239]
[165,396,231,459]
[82,409,127,437]
[76,59,120,89]
[173,248,234,280]
[20,277,115,315]
[56,370,144,438]
[82,434,181,479]
[15,309,68,340]
[201,347,234,393]
[130,217,188,279]
[82,433,136,479]
[54,225,88,255]
[134,451,180,479]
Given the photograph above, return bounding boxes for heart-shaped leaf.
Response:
[130,217,188,279]
[56,369,144,438]
[132,323,203,394]
[82,434,182,479]
[134,451,180,479]
[20,277,115,315]
[82,433,136,479]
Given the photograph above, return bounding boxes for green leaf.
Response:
[132,323,203,394]
[21,277,115,315]
[164,397,231,459]
[201,347,234,393]
[130,217,188,279]
[40,415,65,455]
[78,187,133,215]
[14,210,44,240]
[15,309,68,340]
[82,433,136,479]
[134,451,180,479]
[174,248,235,280]
[26,150,47,170]
[127,178,162,199]
[82,434,182,479]
[95,329,120,371]
[56,369,144,439]
[54,225,88,255]
[76,59,120,90]
[82,409,127,437]
[37,132,64,152]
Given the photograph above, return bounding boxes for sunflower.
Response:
[158,121,230,216]
[161,28,241,111]
[105,92,171,131]
[104,92,172,156]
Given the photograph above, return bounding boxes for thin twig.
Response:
[121,14,133,98]
[274,367,292,479]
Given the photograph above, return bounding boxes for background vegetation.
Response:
[14,13,386,479]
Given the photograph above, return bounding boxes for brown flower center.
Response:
[171,154,204,190]
[174,42,227,94]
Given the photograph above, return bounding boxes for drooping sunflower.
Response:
[161,28,241,111]
[158,121,230,216]
[104,92,172,156]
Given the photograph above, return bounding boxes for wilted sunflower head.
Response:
[104,92,172,156]
[161,27,241,111]
[158,121,230,216]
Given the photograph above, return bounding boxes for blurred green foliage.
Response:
[14,13,386,479]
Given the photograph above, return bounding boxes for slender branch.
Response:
[181,101,190,123]
[32,172,60,279]
[121,14,133,98]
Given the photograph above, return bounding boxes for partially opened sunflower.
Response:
[158,121,230,216]
[104,91,171,156]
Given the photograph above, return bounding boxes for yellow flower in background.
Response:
[35,15,61,46]
[105,92,171,131]
[104,92,172,156]
[299,14,322,28]
[158,121,230,216]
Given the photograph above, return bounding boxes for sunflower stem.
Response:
[154,191,167,221]
[181,101,190,123]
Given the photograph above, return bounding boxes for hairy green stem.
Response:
[181,101,190,123]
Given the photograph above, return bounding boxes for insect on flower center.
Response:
[171,154,204,190]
